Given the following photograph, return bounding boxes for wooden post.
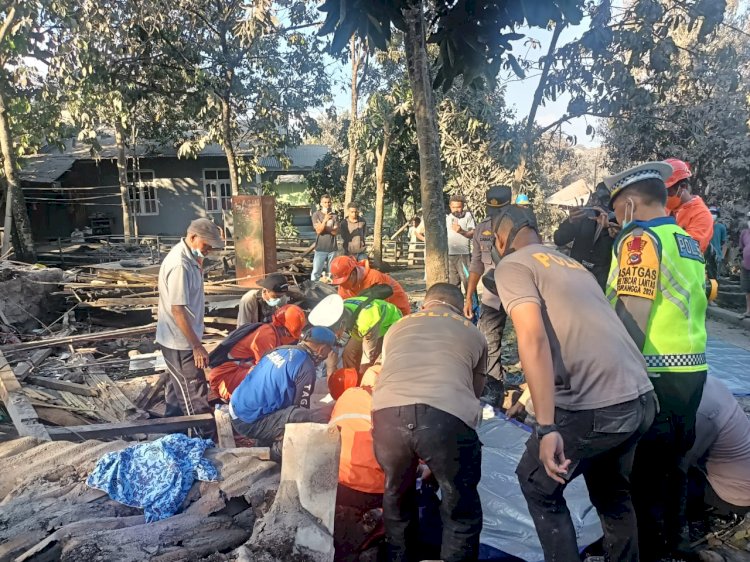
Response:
[213,407,236,449]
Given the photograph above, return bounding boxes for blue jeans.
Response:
[312,250,337,281]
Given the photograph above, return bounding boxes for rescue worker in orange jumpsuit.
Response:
[330,365,385,562]
[329,255,411,317]
[207,304,306,401]
[665,158,714,253]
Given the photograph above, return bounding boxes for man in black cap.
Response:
[463,185,512,403]
[237,273,290,327]
[553,183,616,291]
[489,204,656,562]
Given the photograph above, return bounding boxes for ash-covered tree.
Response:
[0,2,75,260]
[318,0,585,284]
[602,7,750,219]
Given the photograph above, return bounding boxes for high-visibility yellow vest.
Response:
[607,217,708,373]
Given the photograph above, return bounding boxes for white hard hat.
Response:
[308,294,344,327]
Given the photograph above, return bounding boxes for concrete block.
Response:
[250,423,341,561]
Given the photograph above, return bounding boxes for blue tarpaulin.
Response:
[477,416,602,561]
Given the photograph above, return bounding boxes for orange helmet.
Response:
[330,255,358,286]
[272,304,306,340]
[328,367,359,400]
[664,158,692,188]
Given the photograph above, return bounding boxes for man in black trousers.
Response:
[371,283,487,562]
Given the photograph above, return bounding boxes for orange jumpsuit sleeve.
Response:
[383,274,411,316]
[678,204,714,253]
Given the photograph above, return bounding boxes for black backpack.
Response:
[208,322,268,368]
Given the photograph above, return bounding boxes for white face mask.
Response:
[622,198,635,229]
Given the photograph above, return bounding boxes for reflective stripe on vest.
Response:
[608,222,707,374]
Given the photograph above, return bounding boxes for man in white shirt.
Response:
[446,194,476,293]
[157,218,223,417]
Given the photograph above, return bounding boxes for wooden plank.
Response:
[22,388,50,402]
[135,372,168,409]
[0,324,157,353]
[214,407,236,449]
[29,401,95,412]
[0,352,51,440]
[81,354,147,421]
[14,349,54,381]
[46,413,215,440]
[25,376,98,396]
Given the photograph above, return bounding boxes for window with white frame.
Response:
[127,170,159,216]
[203,169,232,213]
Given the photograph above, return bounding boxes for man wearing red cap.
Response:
[329,255,411,317]
[664,158,714,254]
[208,304,306,401]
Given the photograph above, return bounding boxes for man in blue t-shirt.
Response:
[229,327,336,461]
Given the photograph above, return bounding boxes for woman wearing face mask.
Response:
[237,273,290,327]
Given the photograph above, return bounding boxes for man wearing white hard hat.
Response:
[309,289,402,375]
[604,161,709,561]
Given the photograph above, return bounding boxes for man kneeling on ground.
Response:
[490,204,656,562]
[208,304,306,401]
[228,326,336,462]
[683,376,750,524]
[330,365,385,562]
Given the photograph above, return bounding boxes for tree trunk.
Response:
[113,120,132,241]
[344,36,360,208]
[221,97,240,196]
[511,20,564,195]
[0,89,36,261]
[402,1,448,286]
[373,136,389,267]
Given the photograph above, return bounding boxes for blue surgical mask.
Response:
[191,248,205,260]
[264,297,282,307]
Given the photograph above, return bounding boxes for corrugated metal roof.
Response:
[545,179,593,207]
[20,134,329,183]
[18,155,78,184]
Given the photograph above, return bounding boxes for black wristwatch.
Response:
[535,424,559,438]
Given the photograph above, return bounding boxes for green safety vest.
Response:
[343,297,403,340]
[606,218,708,373]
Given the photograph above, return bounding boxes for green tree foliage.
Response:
[50,0,201,238]
[0,2,75,260]
[168,0,332,196]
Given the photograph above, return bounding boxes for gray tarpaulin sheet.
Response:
[706,337,750,396]
[477,416,602,561]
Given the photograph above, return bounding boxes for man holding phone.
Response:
[312,193,339,281]
[553,184,616,290]
[490,204,656,562]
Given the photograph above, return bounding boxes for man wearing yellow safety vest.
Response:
[604,161,709,562]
